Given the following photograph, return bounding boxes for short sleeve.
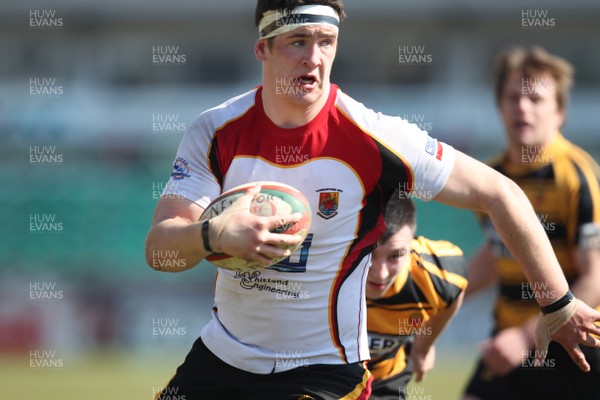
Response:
[335,94,456,201]
[383,117,456,201]
[376,114,456,201]
[162,115,221,209]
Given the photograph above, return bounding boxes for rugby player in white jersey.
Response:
[146,2,600,399]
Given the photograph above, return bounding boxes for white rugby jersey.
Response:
[164,85,456,374]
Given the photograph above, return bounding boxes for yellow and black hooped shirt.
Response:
[481,133,600,330]
[366,236,467,381]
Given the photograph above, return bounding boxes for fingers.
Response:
[254,243,294,263]
[544,301,599,372]
[232,184,262,209]
[230,189,304,238]
[252,250,276,266]
[246,184,262,196]
[267,212,303,232]
[588,320,600,338]
[264,213,305,248]
[212,185,308,264]
[583,333,600,348]
[566,345,590,372]
[224,245,290,268]
[263,232,304,249]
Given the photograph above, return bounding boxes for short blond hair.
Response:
[494,46,574,111]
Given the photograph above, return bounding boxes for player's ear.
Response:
[255,39,268,61]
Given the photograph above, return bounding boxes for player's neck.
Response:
[261,83,330,129]
[506,136,556,165]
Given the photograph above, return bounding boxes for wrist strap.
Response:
[540,290,574,314]
[535,298,578,359]
[201,220,213,253]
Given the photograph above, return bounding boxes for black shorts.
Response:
[156,337,372,400]
[464,341,600,400]
[370,369,412,400]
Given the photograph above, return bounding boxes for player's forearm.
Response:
[145,218,209,272]
[411,316,446,357]
[435,153,569,306]
[485,178,568,306]
[412,293,464,356]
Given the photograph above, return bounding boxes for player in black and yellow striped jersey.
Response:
[366,192,468,400]
[464,47,600,400]
[477,134,600,330]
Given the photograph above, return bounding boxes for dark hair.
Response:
[494,46,573,111]
[380,190,416,244]
[255,0,346,27]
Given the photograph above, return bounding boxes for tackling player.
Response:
[367,193,467,399]
[463,47,600,400]
[145,1,600,398]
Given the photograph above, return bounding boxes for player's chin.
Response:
[366,291,381,300]
[511,127,537,146]
[288,94,316,106]
[365,285,386,300]
[292,87,323,103]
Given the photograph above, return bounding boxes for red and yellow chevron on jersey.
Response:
[164,85,456,374]
[480,133,600,330]
[366,236,467,381]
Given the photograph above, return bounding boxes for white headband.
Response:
[258,5,340,39]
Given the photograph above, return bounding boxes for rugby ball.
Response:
[200,181,312,270]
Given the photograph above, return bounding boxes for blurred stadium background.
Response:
[2,0,600,398]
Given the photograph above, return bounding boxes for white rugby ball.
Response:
[200,181,312,270]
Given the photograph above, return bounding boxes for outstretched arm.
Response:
[434,151,600,371]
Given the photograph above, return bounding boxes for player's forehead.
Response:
[377,227,413,254]
[277,24,338,40]
[504,70,557,96]
[258,4,340,40]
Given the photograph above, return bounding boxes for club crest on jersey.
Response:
[171,157,191,180]
[316,190,340,220]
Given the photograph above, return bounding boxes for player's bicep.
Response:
[434,151,514,213]
[372,114,455,198]
[151,196,205,226]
